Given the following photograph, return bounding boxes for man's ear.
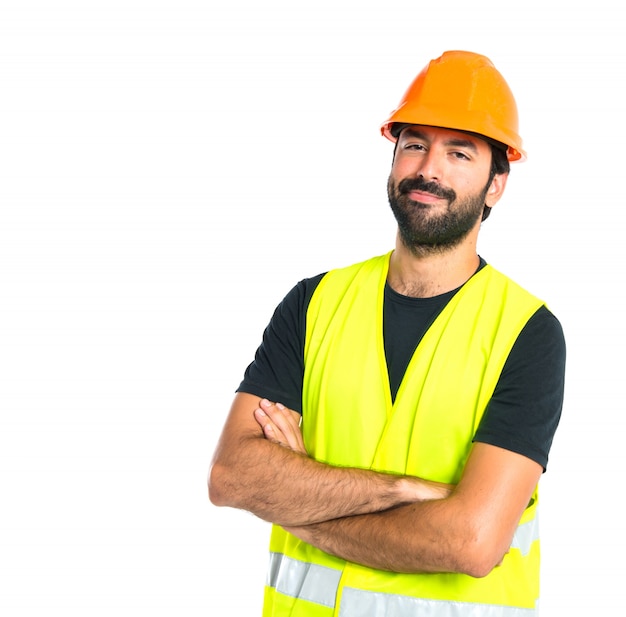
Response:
[485,172,508,208]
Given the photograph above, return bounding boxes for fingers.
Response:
[254,400,292,445]
[254,399,306,454]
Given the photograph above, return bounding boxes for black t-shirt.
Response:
[237,260,566,470]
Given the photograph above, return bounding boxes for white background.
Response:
[0,1,623,614]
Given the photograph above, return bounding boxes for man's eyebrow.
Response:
[445,138,479,153]
[401,128,480,153]
[400,127,428,141]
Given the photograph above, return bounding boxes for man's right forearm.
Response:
[209,393,450,526]
[209,431,440,526]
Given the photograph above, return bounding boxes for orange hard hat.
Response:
[381,50,526,162]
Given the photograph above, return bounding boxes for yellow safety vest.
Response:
[263,252,545,617]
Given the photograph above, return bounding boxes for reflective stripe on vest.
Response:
[511,513,539,557]
[267,553,538,616]
[268,532,540,616]
[339,587,537,616]
[267,552,341,608]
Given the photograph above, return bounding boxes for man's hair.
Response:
[482,144,510,221]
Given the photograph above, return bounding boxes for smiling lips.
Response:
[397,177,456,204]
[407,189,445,204]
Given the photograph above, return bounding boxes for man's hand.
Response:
[211,392,536,576]
[253,399,306,455]
[253,398,452,502]
[210,393,452,527]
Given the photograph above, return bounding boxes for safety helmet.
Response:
[381,50,526,162]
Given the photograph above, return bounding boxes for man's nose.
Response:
[414,150,443,182]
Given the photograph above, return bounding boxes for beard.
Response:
[387,175,489,255]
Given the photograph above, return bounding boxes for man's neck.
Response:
[387,233,480,298]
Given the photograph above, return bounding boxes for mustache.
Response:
[397,177,456,202]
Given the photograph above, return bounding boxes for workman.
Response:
[209,50,566,616]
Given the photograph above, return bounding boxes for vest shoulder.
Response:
[325,253,391,277]
[478,265,544,306]
[313,253,391,296]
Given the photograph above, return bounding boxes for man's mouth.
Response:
[398,178,456,203]
[406,189,445,204]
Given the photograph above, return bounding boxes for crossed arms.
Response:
[208,392,542,578]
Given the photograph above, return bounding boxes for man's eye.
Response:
[452,151,470,160]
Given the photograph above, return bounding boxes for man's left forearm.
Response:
[283,498,465,575]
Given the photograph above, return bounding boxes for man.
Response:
[209,50,565,616]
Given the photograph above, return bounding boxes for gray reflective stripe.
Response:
[339,587,537,616]
[267,552,341,608]
[510,512,540,556]
[267,515,539,616]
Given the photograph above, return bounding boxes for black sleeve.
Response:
[473,306,566,471]
[235,273,325,413]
